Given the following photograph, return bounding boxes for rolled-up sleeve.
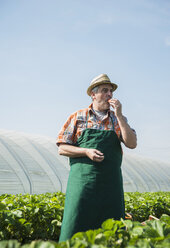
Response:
[56,112,77,146]
[119,116,137,142]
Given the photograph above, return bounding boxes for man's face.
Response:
[92,84,113,111]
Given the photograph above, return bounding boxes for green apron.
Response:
[59,123,125,242]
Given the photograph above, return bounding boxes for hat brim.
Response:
[87,81,118,96]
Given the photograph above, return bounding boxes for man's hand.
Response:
[58,144,105,161]
[86,149,104,162]
[108,98,137,149]
[108,98,122,117]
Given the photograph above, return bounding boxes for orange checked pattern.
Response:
[57,104,123,145]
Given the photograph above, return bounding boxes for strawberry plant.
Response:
[0,191,169,246]
[0,216,170,247]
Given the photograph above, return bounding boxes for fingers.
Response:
[108,98,122,116]
[86,149,104,162]
[94,155,104,162]
[108,98,120,106]
[108,98,118,103]
[93,149,104,162]
[95,150,104,156]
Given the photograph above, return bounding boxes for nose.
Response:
[107,90,113,98]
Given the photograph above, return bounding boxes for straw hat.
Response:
[87,74,118,96]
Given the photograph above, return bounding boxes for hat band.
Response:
[92,79,111,85]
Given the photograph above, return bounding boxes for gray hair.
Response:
[91,86,99,100]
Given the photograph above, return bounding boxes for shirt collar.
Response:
[88,103,111,117]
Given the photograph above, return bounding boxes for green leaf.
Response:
[131,226,143,237]
[0,240,21,248]
[101,219,115,230]
[0,202,6,210]
[94,233,105,244]
[19,218,26,225]
[50,197,58,202]
[83,230,97,244]
[144,226,160,238]
[51,219,58,225]
[26,241,57,248]
[160,214,170,225]
[150,220,164,237]
[72,232,86,240]
[34,208,40,214]
[124,194,130,201]
[123,220,133,229]
[11,210,22,218]
[135,239,152,248]
[163,226,170,237]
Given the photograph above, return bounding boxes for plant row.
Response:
[0,215,170,247]
[0,192,169,244]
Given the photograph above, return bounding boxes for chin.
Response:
[103,105,110,111]
[105,103,110,109]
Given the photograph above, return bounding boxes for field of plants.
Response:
[0,192,169,247]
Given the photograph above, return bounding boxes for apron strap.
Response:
[85,111,89,129]
[110,114,115,131]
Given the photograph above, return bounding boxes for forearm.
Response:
[117,115,137,149]
[58,143,88,158]
[58,143,105,162]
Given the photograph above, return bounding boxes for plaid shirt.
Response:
[56,104,129,146]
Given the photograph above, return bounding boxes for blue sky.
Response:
[0,0,170,162]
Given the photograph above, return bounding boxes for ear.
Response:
[91,91,96,101]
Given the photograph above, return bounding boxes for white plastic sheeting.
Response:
[0,129,69,194]
[0,129,169,194]
[122,154,170,192]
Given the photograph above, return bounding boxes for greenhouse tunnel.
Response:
[0,129,169,194]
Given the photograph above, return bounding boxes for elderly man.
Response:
[57,74,137,242]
